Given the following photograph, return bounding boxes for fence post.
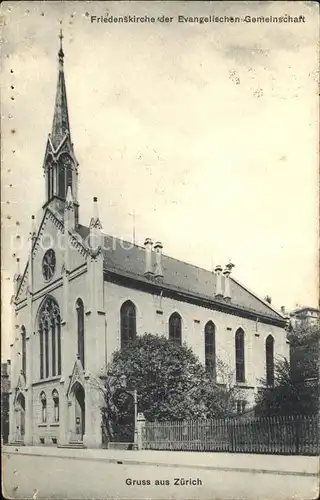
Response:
[136,413,146,450]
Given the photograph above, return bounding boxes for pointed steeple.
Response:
[51,29,71,149]
[42,31,80,227]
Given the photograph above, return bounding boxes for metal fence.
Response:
[142,415,319,455]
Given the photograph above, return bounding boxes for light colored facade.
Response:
[9,38,289,448]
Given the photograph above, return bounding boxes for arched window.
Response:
[44,320,49,378]
[51,317,56,377]
[235,328,245,383]
[58,155,73,198]
[205,321,216,378]
[46,158,54,200]
[76,299,85,369]
[21,326,26,377]
[266,335,275,386]
[38,298,61,379]
[39,326,44,379]
[169,312,182,345]
[58,165,65,198]
[120,301,136,348]
[47,166,51,200]
[40,392,47,423]
[52,390,59,423]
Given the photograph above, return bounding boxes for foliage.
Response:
[97,334,238,441]
[255,325,319,416]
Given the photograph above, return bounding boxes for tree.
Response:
[255,325,319,416]
[97,334,238,442]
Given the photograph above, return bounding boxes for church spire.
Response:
[42,30,79,226]
[51,29,71,149]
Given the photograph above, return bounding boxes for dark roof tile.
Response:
[77,224,283,323]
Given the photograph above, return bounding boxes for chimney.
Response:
[214,265,223,298]
[280,305,286,314]
[223,261,234,302]
[144,238,154,276]
[154,241,163,279]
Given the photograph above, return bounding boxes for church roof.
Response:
[76,224,284,324]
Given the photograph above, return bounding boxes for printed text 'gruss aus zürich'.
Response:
[90,14,306,24]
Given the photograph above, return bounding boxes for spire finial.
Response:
[58,27,64,64]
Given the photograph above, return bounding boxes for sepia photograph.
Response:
[1,1,319,499]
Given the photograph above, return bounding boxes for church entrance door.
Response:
[73,384,85,442]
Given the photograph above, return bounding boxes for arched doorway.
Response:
[15,393,25,442]
[73,383,85,441]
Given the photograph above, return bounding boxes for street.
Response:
[2,449,318,500]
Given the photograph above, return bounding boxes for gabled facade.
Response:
[9,35,289,448]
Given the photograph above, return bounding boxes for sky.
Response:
[1,1,319,360]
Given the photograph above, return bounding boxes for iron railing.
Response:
[142,415,319,455]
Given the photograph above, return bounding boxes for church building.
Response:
[9,35,289,448]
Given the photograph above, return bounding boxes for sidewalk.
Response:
[3,445,318,476]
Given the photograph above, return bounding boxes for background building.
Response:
[289,306,320,330]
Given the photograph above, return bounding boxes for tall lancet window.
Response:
[44,320,49,378]
[205,321,216,378]
[169,312,182,345]
[51,317,56,377]
[76,299,85,369]
[57,154,73,198]
[40,392,47,423]
[58,165,66,198]
[52,390,59,423]
[120,301,136,348]
[38,297,61,379]
[48,164,54,200]
[235,328,245,383]
[266,335,275,386]
[21,326,26,378]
